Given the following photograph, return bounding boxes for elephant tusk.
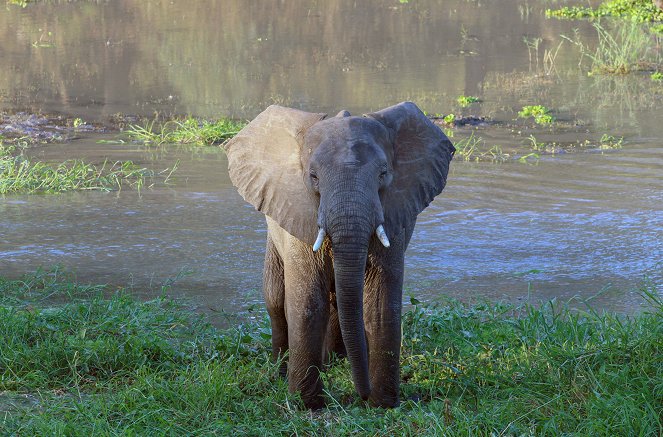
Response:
[376,225,390,248]
[312,228,326,252]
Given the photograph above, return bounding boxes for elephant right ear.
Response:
[223,105,327,245]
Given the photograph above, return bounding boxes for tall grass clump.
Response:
[0,144,153,194]
[590,21,661,73]
[563,21,662,74]
[126,116,246,146]
[2,270,659,435]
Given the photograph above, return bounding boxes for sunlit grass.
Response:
[563,21,662,74]
[0,143,155,194]
[0,269,660,435]
[126,116,246,146]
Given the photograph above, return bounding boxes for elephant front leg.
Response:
[284,260,330,410]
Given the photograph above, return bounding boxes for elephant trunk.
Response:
[327,207,373,401]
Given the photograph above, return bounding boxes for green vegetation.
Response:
[442,113,456,125]
[456,95,480,107]
[0,143,155,194]
[518,105,555,124]
[652,71,663,81]
[546,0,663,22]
[567,21,663,74]
[6,0,30,7]
[0,270,660,435]
[453,133,509,163]
[126,117,246,146]
[598,134,625,149]
[524,134,624,155]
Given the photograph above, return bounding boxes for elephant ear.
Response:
[223,105,327,244]
[367,101,455,238]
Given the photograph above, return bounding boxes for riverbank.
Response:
[1,270,660,435]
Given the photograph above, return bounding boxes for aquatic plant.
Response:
[518,105,555,124]
[126,116,245,146]
[586,21,662,74]
[0,143,155,194]
[546,0,663,22]
[453,132,509,163]
[526,134,548,152]
[456,95,481,107]
[442,113,456,125]
[6,0,30,7]
[0,270,660,435]
[598,134,624,149]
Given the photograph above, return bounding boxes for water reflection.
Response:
[1,0,595,119]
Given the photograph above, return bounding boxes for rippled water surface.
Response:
[1,0,661,313]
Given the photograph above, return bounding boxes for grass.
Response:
[518,105,555,125]
[456,96,480,107]
[126,116,246,146]
[524,134,624,155]
[0,269,660,435]
[587,21,661,74]
[452,132,510,163]
[560,20,662,75]
[546,0,663,22]
[0,143,156,194]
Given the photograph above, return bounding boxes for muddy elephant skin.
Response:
[224,101,455,409]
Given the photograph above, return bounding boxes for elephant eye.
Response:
[310,172,319,187]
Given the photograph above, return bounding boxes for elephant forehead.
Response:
[306,117,391,165]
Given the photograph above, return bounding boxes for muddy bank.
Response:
[0,111,109,144]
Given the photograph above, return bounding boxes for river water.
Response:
[1,0,661,313]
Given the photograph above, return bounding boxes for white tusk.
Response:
[376,225,390,248]
[312,228,326,252]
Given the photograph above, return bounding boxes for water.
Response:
[1,0,662,313]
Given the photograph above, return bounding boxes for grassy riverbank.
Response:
[0,143,155,194]
[1,270,660,435]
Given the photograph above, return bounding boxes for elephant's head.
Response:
[224,102,454,401]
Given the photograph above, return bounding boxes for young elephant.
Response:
[224,102,454,409]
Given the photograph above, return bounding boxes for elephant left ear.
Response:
[366,101,455,237]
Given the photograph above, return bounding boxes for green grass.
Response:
[652,71,663,81]
[452,133,510,163]
[585,21,661,74]
[0,144,156,194]
[518,105,555,125]
[126,116,246,146]
[547,0,663,22]
[456,96,481,107]
[1,270,660,435]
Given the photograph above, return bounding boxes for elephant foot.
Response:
[369,390,400,409]
[302,393,326,410]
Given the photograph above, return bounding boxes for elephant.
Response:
[224,101,455,409]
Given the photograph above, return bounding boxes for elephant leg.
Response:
[324,290,347,363]
[284,255,330,409]
[263,237,288,377]
[363,237,408,408]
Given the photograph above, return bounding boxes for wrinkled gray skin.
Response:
[224,102,454,409]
